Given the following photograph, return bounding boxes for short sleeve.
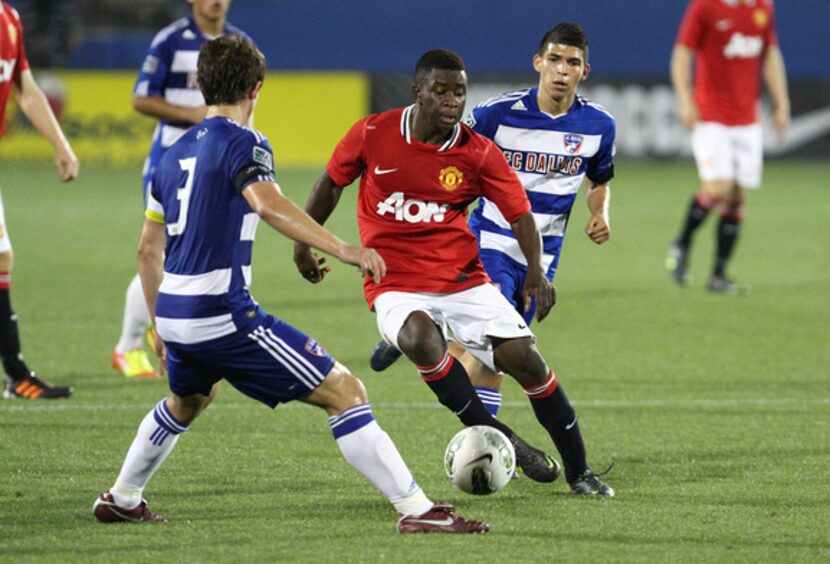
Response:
[226,130,277,193]
[586,118,616,185]
[676,0,706,49]
[145,190,165,224]
[765,6,778,46]
[10,7,29,84]
[465,104,499,140]
[479,140,531,223]
[325,118,368,187]
[134,35,171,98]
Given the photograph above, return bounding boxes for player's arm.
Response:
[762,44,790,141]
[585,181,611,244]
[137,218,167,373]
[511,213,555,322]
[292,173,348,284]
[132,95,206,125]
[244,180,383,283]
[12,69,78,182]
[670,44,697,129]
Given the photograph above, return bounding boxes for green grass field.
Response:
[0,160,828,562]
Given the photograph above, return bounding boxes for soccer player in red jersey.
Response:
[294,49,614,495]
[667,0,790,293]
[0,1,77,399]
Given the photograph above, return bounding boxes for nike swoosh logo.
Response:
[715,19,732,30]
[405,517,455,527]
[565,415,578,430]
[374,166,398,175]
[454,400,472,416]
[468,453,494,465]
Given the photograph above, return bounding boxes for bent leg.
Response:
[448,341,504,416]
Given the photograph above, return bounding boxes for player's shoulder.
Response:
[149,18,191,49]
[213,117,270,147]
[1,2,21,23]
[573,94,616,126]
[475,88,534,114]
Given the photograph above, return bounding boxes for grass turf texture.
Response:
[0,160,828,562]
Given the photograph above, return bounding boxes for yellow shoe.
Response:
[112,349,158,379]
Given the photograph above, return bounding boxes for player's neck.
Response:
[193,13,225,38]
[537,91,575,117]
[206,104,251,126]
[410,106,455,146]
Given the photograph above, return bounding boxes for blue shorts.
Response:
[480,249,557,326]
[166,313,336,408]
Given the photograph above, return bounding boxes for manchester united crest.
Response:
[752,8,769,28]
[8,23,17,44]
[439,165,463,191]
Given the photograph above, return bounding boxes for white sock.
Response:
[115,273,151,353]
[110,399,189,509]
[329,404,432,516]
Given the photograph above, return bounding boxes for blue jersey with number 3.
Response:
[146,116,276,348]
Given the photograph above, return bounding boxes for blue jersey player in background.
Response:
[372,24,616,454]
[93,35,489,533]
[112,0,253,379]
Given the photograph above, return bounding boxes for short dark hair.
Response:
[197,35,266,105]
[537,23,589,61]
[414,49,465,86]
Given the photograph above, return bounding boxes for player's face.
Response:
[414,69,468,131]
[189,0,231,22]
[533,42,589,103]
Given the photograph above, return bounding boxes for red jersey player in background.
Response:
[294,49,614,496]
[1,2,78,399]
[667,0,789,294]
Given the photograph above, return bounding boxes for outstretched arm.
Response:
[670,44,697,130]
[762,44,790,141]
[510,213,555,322]
[13,69,78,182]
[243,179,383,282]
[292,171,346,283]
[585,181,611,244]
[132,94,206,125]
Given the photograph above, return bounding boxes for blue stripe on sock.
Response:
[474,386,502,416]
[153,399,189,435]
[328,404,375,439]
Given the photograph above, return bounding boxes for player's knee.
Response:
[166,387,216,425]
[493,337,548,387]
[327,362,369,407]
[0,250,13,272]
[701,180,733,201]
[397,311,444,364]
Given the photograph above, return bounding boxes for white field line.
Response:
[1,396,829,413]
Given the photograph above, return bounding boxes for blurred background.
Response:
[2,0,828,168]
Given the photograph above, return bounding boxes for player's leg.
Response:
[301,361,487,533]
[668,122,733,285]
[492,336,614,496]
[112,273,156,378]
[0,192,72,399]
[449,341,504,416]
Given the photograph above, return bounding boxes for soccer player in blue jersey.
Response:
[369,25,615,495]
[112,0,253,378]
[93,36,488,534]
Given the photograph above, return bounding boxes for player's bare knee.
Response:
[166,389,214,425]
[0,250,13,272]
[493,337,548,388]
[397,311,445,364]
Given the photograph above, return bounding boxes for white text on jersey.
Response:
[377,192,448,223]
[0,58,16,82]
[723,33,764,59]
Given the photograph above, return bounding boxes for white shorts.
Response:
[691,122,763,189]
[0,189,10,253]
[373,284,535,373]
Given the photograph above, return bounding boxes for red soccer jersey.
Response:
[676,0,777,125]
[327,105,531,308]
[0,2,28,138]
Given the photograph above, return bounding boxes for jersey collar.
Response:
[400,105,462,152]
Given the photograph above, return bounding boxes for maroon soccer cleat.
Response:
[397,502,489,534]
[92,491,165,523]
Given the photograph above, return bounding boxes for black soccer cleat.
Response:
[707,275,751,295]
[369,340,403,372]
[3,372,73,400]
[509,434,561,483]
[569,469,615,497]
[666,242,690,286]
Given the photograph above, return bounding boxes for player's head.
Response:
[533,23,590,103]
[188,0,231,23]
[198,35,265,106]
[411,49,468,132]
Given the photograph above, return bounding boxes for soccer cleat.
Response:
[93,491,165,523]
[397,502,489,534]
[3,372,73,400]
[569,469,615,497]
[707,275,751,296]
[369,340,403,372]
[112,349,158,379]
[510,435,561,483]
[666,242,690,285]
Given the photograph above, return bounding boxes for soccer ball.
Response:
[443,425,516,495]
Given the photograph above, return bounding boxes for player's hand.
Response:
[678,99,698,130]
[293,244,331,284]
[523,266,556,322]
[340,245,386,284]
[54,145,79,182]
[772,105,790,142]
[585,213,610,244]
[152,327,167,376]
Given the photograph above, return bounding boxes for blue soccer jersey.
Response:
[146,117,275,349]
[134,17,252,197]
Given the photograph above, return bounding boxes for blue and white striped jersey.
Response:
[145,117,275,348]
[466,87,615,280]
[134,17,252,188]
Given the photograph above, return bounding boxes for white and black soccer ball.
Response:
[443,425,516,495]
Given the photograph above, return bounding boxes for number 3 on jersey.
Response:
[167,157,196,236]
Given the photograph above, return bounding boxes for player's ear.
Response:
[581,62,591,82]
[250,81,263,100]
[532,53,543,73]
[411,83,421,104]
